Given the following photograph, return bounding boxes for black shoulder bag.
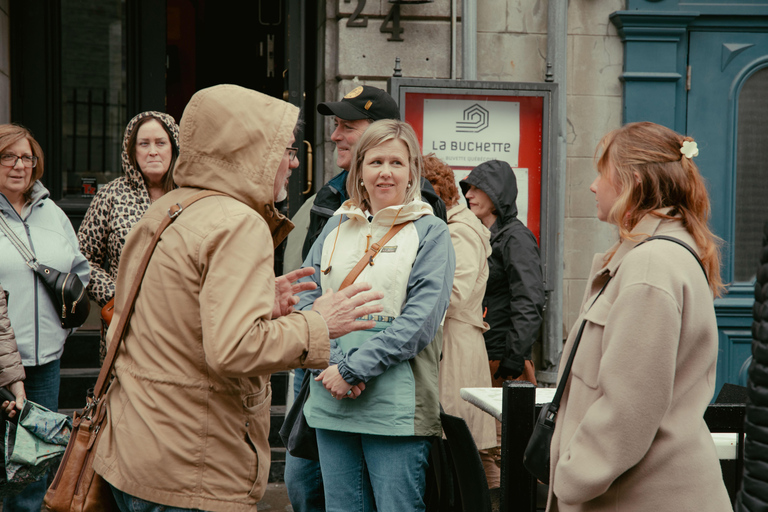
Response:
[0,216,90,329]
[523,235,708,484]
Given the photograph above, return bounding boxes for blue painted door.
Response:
[686,31,768,396]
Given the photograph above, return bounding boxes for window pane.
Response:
[61,1,126,199]
[734,67,768,282]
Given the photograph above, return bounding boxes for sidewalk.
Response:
[256,481,293,512]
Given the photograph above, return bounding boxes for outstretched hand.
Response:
[273,267,317,319]
[311,282,384,339]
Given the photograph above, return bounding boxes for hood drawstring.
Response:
[322,208,403,277]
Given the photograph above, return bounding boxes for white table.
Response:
[460,387,738,460]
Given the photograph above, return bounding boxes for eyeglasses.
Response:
[286,147,298,162]
[0,154,38,168]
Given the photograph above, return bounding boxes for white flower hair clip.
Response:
[681,140,699,159]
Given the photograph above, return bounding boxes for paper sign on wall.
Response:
[422,99,521,167]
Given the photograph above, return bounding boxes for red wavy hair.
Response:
[596,122,724,297]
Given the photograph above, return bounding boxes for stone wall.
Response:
[324,0,625,337]
[0,0,9,124]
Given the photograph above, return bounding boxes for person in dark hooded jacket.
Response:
[737,221,768,511]
[461,159,545,488]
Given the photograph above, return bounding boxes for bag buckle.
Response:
[168,203,184,219]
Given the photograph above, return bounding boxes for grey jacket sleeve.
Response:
[0,285,25,388]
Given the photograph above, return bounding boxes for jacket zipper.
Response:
[22,221,40,366]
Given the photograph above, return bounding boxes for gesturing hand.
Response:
[273,267,318,319]
[311,282,384,339]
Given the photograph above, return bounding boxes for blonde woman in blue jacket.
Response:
[298,120,455,512]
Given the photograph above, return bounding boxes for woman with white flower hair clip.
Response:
[544,121,730,511]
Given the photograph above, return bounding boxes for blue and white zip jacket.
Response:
[298,199,455,436]
[0,181,90,366]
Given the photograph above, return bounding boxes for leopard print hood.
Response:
[121,111,180,188]
[173,85,299,244]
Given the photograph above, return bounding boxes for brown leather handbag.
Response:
[44,190,224,512]
[101,298,115,327]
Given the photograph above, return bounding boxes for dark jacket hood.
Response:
[461,159,519,225]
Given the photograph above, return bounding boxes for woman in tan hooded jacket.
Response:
[547,122,732,511]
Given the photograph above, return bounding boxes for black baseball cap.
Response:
[317,85,400,121]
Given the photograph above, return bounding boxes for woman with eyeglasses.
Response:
[0,123,90,512]
[77,111,179,361]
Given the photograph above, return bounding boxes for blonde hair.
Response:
[0,124,45,202]
[596,121,724,296]
[347,119,422,209]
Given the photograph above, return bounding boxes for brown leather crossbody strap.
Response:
[339,221,412,291]
[93,190,226,398]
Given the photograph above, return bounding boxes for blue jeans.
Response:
[3,359,60,512]
[315,428,431,512]
[284,368,325,512]
[111,485,207,512]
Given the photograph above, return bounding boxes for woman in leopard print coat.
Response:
[78,111,179,356]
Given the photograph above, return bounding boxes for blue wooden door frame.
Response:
[611,2,768,397]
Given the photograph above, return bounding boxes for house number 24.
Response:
[345,0,404,42]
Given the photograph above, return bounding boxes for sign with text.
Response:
[422,99,521,167]
[401,90,544,241]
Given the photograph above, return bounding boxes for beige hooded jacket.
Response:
[439,204,496,449]
[93,85,330,512]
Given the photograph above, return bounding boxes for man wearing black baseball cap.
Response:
[301,85,445,258]
[285,85,446,512]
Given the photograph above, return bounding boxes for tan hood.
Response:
[173,84,300,245]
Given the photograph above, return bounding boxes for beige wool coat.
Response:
[93,86,331,512]
[439,204,497,450]
[547,210,732,512]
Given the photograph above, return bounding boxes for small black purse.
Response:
[523,235,709,484]
[279,370,318,461]
[523,317,592,484]
[0,217,89,329]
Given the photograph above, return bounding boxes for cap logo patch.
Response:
[364,100,373,110]
[344,86,364,99]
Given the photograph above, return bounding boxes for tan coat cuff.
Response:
[299,310,330,369]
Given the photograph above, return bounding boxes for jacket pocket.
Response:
[570,296,612,390]
[243,384,272,498]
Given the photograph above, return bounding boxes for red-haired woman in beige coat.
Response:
[547,122,732,511]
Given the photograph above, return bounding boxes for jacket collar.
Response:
[600,207,678,277]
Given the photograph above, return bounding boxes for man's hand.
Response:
[273,267,317,319]
[316,365,366,399]
[311,282,384,339]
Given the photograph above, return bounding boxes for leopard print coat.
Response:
[78,111,180,308]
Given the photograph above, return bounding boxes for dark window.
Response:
[734,67,768,282]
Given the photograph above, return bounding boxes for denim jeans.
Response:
[315,428,431,512]
[284,368,325,512]
[3,360,60,512]
[111,485,207,512]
